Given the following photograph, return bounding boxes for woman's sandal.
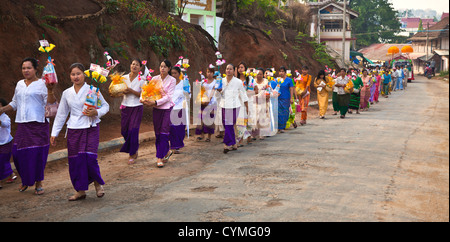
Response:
[19,185,28,192]
[205,138,211,142]
[156,160,165,168]
[6,175,17,184]
[95,186,105,198]
[35,187,44,195]
[163,150,173,163]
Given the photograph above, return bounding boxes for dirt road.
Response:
[0,76,448,222]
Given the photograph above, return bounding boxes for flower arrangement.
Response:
[104,51,119,68]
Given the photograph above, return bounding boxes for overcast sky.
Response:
[388,0,449,13]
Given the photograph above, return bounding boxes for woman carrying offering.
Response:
[0,98,16,189]
[50,63,109,201]
[348,73,363,114]
[236,62,253,146]
[334,68,351,119]
[195,66,216,142]
[359,69,372,111]
[0,58,56,195]
[217,64,249,153]
[253,68,271,139]
[297,66,311,125]
[119,59,145,165]
[271,66,294,133]
[313,70,329,119]
[169,66,189,154]
[141,60,176,168]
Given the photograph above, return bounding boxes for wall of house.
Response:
[179,0,222,46]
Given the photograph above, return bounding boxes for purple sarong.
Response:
[222,108,238,147]
[120,105,143,156]
[169,109,186,150]
[67,126,105,191]
[12,122,49,186]
[195,105,215,135]
[0,141,13,180]
[153,107,172,159]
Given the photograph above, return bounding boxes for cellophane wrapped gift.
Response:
[83,86,100,115]
[42,57,58,84]
[344,80,354,94]
[196,85,210,106]
[108,72,128,97]
[325,80,335,92]
[140,78,162,102]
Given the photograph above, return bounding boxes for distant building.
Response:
[408,17,449,73]
[399,17,436,37]
[308,0,359,65]
[175,0,223,46]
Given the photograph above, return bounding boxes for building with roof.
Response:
[307,0,359,67]
[408,16,449,73]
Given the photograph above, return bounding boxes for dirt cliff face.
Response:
[0,0,217,113]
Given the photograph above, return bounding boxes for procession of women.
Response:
[0,47,409,201]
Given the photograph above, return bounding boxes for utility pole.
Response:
[342,0,347,67]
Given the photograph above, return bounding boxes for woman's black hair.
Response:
[69,63,86,72]
[317,70,326,79]
[279,66,287,72]
[171,66,181,76]
[302,65,309,70]
[257,67,265,73]
[236,61,248,79]
[162,59,172,69]
[132,58,143,67]
[22,57,38,70]
[339,68,347,73]
[0,98,8,107]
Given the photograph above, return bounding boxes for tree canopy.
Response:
[350,0,406,49]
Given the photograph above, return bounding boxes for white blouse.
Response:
[0,113,13,145]
[202,79,217,106]
[9,79,47,123]
[334,76,350,95]
[121,73,145,107]
[51,83,109,137]
[217,77,249,109]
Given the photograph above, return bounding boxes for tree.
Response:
[350,0,403,49]
[418,19,423,31]
[177,0,189,18]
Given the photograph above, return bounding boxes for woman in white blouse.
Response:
[0,98,15,188]
[169,66,189,154]
[334,68,351,119]
[50,63,109,201]
[217,64,249,153]
[0,57,56,195]
[118,59,145,165]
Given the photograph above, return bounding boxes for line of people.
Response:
[0,57,407,201]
